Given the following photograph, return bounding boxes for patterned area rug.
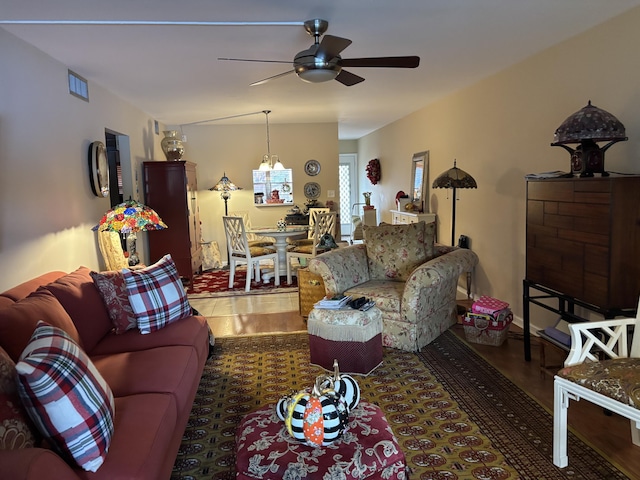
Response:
[171,332,628,480]
[187,268,298,298]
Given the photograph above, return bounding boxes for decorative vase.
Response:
[363,192,372,206]
[277,219,286,231]
[161,130,185,161]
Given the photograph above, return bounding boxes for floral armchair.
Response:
[308,221,478,351]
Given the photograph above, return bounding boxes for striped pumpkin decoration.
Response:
[275,360,359,447]
[330,360,360,412]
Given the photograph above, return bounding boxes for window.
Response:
[68,70,89,101]
[252,169,293,205]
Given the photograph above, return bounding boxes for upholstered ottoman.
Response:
[235,401,407,480]
[308,306,383,375]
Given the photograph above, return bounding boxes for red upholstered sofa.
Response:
[0,267,210,479]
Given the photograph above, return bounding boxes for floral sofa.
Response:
[0,255,210,479]
[309,221,478,351]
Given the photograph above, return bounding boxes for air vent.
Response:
[68,70,89,101]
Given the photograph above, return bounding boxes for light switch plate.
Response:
[327,190,335,198]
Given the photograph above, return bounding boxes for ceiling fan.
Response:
[219,19,420,87]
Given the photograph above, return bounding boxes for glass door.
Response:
[338,154,357,239]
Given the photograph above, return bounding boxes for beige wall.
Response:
[0,27,338,290]
[177,123,339,260]
[0,28,168,291]
[359,7,640,331]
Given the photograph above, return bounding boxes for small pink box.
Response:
[472,296,510,316]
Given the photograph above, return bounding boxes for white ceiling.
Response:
[3,0,640,139]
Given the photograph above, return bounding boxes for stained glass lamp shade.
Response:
[210,172,241,216]
[432,160,477,246]
[92,200,167,266]
[92,200,167,233]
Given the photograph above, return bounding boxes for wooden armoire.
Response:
[526,175,640,310]
[143,161,202,283]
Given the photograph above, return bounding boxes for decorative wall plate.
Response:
[304,159,321,176]
[304,182,321,199]
[89,141,109,197]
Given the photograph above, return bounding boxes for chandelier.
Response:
[258,110,285,171]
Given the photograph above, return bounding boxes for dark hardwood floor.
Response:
[207,305,640,478]
[452,322,640,478]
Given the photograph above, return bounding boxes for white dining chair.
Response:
[228,211,275,248]
[553,296,640,468]
[288,207,331,247]
[286,211,337,284]
[222,216,280,292]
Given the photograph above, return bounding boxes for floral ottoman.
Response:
[307,306,383,376]
[235,401,407,480]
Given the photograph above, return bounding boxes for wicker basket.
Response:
[463,311,513,346]
[298,268,326,317]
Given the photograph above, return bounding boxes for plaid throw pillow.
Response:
[15,322,115,472]
[122,254,192,334]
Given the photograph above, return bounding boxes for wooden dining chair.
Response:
[286,211,337,284]
[222,216,280,292]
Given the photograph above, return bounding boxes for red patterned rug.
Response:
[187,268,298,298]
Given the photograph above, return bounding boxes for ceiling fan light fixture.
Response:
[296,67,340,83]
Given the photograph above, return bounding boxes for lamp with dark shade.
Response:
[551,101,627,177]
[432,160,477,246]
[210,172,241,216]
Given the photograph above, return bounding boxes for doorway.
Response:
[104,132,123,207]
[104,130,133,207]
[103,130,132,252]
[338,154,357,238]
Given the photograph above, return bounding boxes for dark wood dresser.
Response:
[523,175,640,359]
[143,161,202,283]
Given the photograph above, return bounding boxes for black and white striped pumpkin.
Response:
[284,388,349,447]
[275,360,359,447]
[331,362,360,412]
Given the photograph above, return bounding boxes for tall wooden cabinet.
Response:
[526,175,640,310]
[143,161,202,283]
[523,175,640,360]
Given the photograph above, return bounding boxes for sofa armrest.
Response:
[309,245,370,296]
[434,243,457,256]
[0,448,80,480]
[401,248,479,323]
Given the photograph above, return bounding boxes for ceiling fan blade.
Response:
[335,70,365,87]
[218,57,292,64]
[316,34,352,60]
[250,70,294,86]
[340,56,420,68]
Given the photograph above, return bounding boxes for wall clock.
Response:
[89,141,109,197]
[304,159,321,176]
[304,182,321,199]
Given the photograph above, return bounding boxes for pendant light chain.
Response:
[264,110,271,157]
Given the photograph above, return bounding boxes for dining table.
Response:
[247,225,309,281]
